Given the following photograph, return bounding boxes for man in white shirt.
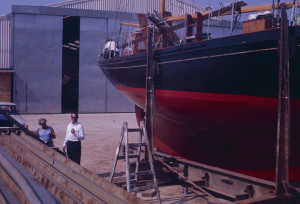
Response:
[63,112,85,164]
[103,38,119,59]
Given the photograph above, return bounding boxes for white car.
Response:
[0,102,28,130]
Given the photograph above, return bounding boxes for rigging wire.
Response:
[112,0,122,36]
[272,0,275,27]
[206,7,212,39]
[291,0,296,25]
[277,0,280,27]
[206,0,211,38]
[218,2,224,25]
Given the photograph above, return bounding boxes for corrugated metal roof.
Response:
[48,0,205,16]
[0,16,11,69]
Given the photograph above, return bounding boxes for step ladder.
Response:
[110,121,161,203]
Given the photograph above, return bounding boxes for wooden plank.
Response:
[0,163,25,204]
[1,132,147,204]
[0,134,97,203]
[0,177,19,204]
[0,146,59,204]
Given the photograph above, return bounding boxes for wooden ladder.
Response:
[110,121,161,203]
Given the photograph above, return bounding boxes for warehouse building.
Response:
[0,0,242,113]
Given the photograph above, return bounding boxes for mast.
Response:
[160,0,165,17]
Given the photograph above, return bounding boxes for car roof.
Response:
[0,102,16,106]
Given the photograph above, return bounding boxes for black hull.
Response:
[99,26,300,181]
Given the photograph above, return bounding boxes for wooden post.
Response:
[196,12,203,41]
[159,0,165,17]
[186,14,194,43]
[275,4,290,196]
[137,14,149,50]
[145,27,155,152]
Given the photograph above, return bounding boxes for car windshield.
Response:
[0,105,17,114]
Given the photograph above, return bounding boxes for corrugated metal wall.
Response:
[166,0,204,16]
[48,0,204,16]
[0,16,11,69]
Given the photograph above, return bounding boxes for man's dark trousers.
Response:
[67,141,81,164]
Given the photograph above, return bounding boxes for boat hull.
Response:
[99,27,300,181]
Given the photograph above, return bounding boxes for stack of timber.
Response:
[0,131,146,204]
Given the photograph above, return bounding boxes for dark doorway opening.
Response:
[62,16,80,113]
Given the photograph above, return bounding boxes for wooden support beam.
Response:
[137,14,149,50]
[145,28,155,150]
[120,22,140,27]
[160,0,165,17]
[185,12,203,43]
[196,12,203,41]
[186,14,194,43]
[275,4,290,196]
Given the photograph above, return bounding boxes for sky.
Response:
[0,0,293,16]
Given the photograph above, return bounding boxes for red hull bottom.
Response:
[118,86,300,181]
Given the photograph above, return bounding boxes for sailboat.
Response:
[98,0,300,182]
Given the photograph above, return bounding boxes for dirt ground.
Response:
[22,113,137,175]
[22,113,210,204]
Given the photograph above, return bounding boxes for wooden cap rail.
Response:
[0,132,147,204]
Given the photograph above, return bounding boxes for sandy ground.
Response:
[22,113,137,176]
[22,113,209,203]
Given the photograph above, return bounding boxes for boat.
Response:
[98,1,300,182]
